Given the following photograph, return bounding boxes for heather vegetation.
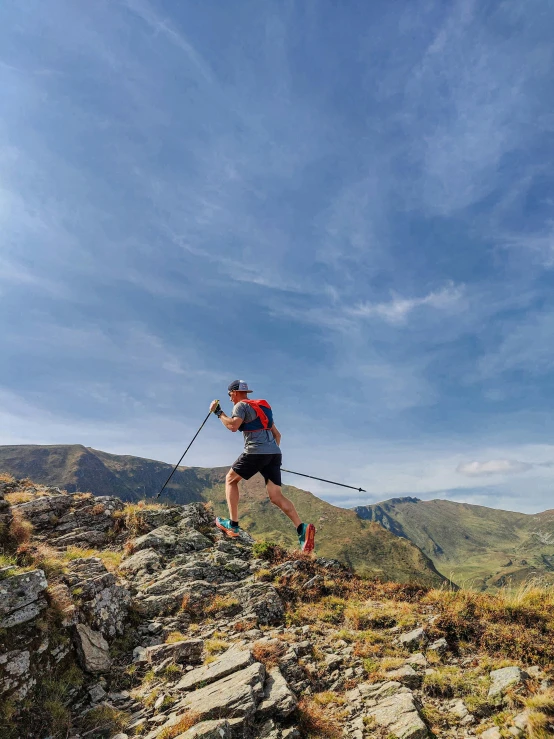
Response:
[0,475,553,738]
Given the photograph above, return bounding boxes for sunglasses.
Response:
[228,390,235,397]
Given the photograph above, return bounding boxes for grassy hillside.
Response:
[0,444,447,586]
[355,497,554,590]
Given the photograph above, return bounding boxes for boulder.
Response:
[177,662,266,720]
[133,525,179,553]
[73,623,112,673]
[65,558,130,638]
[234,583,284,625]
[256,667,297,719]
[0,650,31,696]
[385,665,421,689]
[481,729,502,739]
[488,666,528,703]
[0,569,48,628]
[145,639,203,666]
[365,691,429,739]
[176,646,253,691]
[427,637,448,656]
[119,548,162,575]
[398,627,427,651]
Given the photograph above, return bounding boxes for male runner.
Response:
[210,380,316,552]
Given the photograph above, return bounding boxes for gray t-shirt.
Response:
[232,401,281,455]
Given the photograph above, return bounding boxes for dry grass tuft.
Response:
[423,582,554,665]
[9,509,33,546]
[204,638,230,657]
[297,696,343,738]
[157,711,201,739]
[165,631,187,644]
[81,705,130,735]
[252,640,285,669]
[204,594,240,617]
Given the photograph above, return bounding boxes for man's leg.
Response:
[225,468,242,522]
[266,481,302,528]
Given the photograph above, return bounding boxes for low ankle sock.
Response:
[297,523,304,535]
[231,520,239,528]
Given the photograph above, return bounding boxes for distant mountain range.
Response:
[0,445,447,587]
[3,444,553,591]
[355,497,554,590]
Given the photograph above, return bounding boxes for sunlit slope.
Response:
[355,497,554,590]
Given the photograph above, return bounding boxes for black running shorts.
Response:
[232,453,282,486]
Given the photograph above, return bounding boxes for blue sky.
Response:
[2,0,554,513]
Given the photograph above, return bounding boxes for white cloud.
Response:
[457,459,532,477]
[350,282,464,324]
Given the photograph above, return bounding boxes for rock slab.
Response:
[74,623,112,673]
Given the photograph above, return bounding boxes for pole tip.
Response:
[358,487,366,492]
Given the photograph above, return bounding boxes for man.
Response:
[210,380,316,553]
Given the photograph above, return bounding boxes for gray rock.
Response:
[119,548,162,575]
[0,569,48,627]
[385,665,422,689]
[359,680,405,700]
[176,529,213,552]
[177,662,266,720]
[365,691,429,738]
[174,719,232,738]
[133,525,179,552]
[481,729,502,739]
[74,623,112,673]
[488,666,528,702]
[256,667,297,719]
[234,583,284,625]
[0,650,31,695]
[145,639,203,666]
[427,637,448,655]
[449,698,469,719]
[405,653,428,669]
[176,646,253,691]
[398,627,427,651]
[65,558,130,638]
[513,711,530,730]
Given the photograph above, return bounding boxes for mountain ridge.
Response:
[0,444,448,586]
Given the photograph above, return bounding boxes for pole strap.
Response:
[281,468,366,492]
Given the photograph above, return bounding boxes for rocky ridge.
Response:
[0,476,553,738]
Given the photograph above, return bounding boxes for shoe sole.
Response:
[215,519,240,538]
[301,523,316,553]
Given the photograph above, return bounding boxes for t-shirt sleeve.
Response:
[231,402,248,420]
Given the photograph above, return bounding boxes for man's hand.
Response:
[210,399,221,414]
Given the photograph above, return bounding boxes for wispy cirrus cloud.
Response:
[457,459,533,477]
[349,283,464,325]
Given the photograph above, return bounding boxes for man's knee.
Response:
[266,482,282,503]
[226,469,242,484]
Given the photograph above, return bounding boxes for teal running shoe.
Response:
[215,517,240,539]
[298,523,316,553]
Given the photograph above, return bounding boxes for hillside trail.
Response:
[0,477,553,738]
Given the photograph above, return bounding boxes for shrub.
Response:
[252,540,279,561]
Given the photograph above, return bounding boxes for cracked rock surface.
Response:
[0,478,553,739]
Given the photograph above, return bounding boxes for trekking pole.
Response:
[281,468,366,492]
[156,404,217,499]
